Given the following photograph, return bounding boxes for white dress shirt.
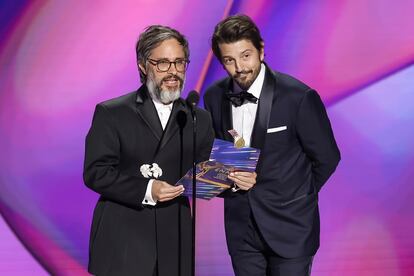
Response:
[142,100,173,206]
[231,63,265,147]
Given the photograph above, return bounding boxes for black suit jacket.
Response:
[203,65,340,258]
[84,85,214,276]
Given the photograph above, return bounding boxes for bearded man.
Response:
[203,15,340,276]
[83,25,214,276]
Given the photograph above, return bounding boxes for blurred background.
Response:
[1,0,413,275]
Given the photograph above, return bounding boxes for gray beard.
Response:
[147,77,182,104]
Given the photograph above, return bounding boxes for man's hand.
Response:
[152,180,184,202]
[228,171,257,191]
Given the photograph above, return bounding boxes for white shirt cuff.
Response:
[142,179,157,206]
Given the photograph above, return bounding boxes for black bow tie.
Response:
[225,91,258,107]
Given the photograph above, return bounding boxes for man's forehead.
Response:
[150,38,185,58]
[219,39,256,55]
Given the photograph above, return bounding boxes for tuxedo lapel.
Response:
[250,66,276,150]
[134,86,163,141]
[158,98,187,151]
[221,78,234,141]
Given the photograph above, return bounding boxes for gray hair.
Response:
[136,25,189,83]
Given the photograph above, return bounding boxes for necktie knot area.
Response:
[226,91,258,107]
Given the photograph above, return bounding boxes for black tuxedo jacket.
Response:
[203,65,340,258]
[84,85,214,276]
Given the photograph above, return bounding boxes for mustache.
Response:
[162,74,183,83]
[234,70,253,77]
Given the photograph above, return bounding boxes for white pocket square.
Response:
[267,126,287,133]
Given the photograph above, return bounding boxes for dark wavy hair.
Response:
[211,14,264,61]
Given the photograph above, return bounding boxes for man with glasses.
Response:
[203,15,340,275]
[84,25,214,276]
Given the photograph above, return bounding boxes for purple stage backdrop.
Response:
[1,1,414,275]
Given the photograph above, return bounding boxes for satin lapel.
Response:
[250,67,276,150]
[221,79,234,141]
[159,98,187,151]
[134,86,163,141]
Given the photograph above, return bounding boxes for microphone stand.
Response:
[190,105,197,276]
[186,90,199,276]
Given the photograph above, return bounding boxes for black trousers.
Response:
[230,214,313,276]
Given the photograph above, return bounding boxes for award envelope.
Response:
[177,139,260,200]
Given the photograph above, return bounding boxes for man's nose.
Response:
[167,62,178,74]
[234,60,243,73]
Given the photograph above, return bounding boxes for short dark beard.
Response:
[233,62,261,90]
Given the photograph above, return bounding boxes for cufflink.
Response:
[144,199,148,203]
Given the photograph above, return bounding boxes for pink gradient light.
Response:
[1,1,414,275]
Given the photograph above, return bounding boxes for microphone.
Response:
[186,90,200,109]
[176,110,187,129]
[186,90,199,276]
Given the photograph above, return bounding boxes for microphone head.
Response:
[176,110,187,128]
[186,90,200,107]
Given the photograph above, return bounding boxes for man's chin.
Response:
[159,89,181,104]
[236,80,252,90]
[163,87,180,93]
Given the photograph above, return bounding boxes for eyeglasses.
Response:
[147,58,190,72]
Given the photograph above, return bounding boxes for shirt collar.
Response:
[232,63,266,99]
[152,99,173,112]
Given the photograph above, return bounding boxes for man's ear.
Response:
[138,63,147,76]
[260,42,265,62]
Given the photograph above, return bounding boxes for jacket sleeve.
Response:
[83,104,149,207]
[296,89,341,192]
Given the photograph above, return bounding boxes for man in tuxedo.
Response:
[84,25,214,276]
[203,15,340,276]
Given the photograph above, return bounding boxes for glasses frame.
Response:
[147,58,190,73]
